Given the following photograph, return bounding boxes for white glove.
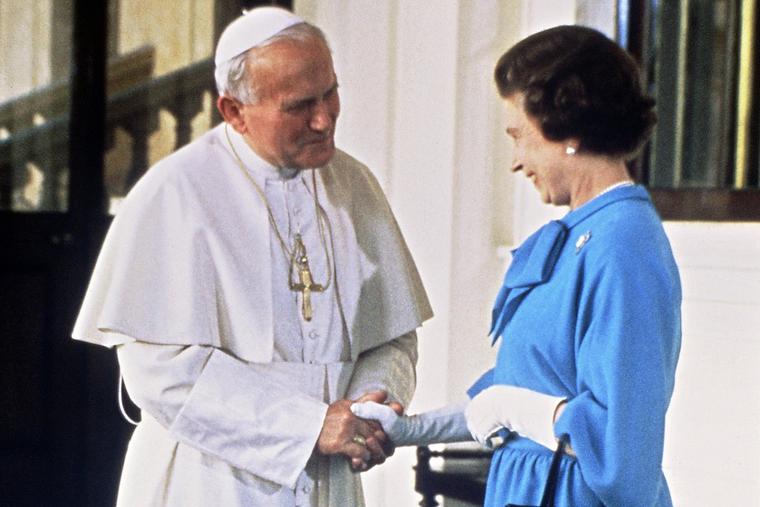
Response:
[350,400,472,447]
[464,385,564,450]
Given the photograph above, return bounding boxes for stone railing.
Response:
[0,47,216,212]
[105,57,216,197]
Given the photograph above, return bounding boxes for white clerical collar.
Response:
[224,123,301,181]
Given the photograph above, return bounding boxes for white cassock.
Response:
[72,124,433,506]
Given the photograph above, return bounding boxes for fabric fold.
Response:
[490,220,568,342]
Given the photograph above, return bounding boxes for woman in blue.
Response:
[352,25,681,506]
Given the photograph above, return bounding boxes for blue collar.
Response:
[562,184,649,228]
[505,185,649,288]
[489,185,651,340]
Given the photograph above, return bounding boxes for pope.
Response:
[72,7,432,506]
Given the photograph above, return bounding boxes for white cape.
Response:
[72,123,433,362]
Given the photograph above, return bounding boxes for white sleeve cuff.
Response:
[346,331,418,406]
[170,350,328,488]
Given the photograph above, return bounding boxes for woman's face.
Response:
[503,94,574,206]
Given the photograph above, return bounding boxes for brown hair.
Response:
[494,25,656,159]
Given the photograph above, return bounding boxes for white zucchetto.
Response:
[214,6,304,67]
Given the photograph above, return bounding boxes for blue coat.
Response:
[470,185,681,506]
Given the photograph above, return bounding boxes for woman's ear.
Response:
[564,138,581,156]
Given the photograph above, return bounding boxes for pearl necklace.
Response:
[594,180,634,200]
[573,180,634,211]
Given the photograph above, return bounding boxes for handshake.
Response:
[314,391,406,472]
[316,385,566,471]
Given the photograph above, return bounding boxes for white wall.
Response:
[662,222,760,505]
[295,2,463,504]
[295,1,760,505]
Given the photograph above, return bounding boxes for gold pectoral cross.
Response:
[290,234,324,321]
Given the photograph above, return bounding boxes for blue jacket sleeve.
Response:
[467,368,495,399]
[554,243,681,506]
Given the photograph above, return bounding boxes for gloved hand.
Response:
[465,385,565,450]
[350,400,471,447]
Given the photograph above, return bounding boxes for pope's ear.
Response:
[217,96,246,134]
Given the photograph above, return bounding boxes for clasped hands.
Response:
[315,390,403,472]
[317,385,565,471]
[350,385,566,452]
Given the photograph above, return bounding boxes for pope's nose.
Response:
[310,103,333,132]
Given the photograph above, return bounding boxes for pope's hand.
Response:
[316,399,375,470]
[353,391,399,469]
[350,401,407,444]
[316,390,397,472]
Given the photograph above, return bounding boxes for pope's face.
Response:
[503,94,573,206]
[236,39,340,169]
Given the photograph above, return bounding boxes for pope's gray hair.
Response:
[214,22,330,104]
